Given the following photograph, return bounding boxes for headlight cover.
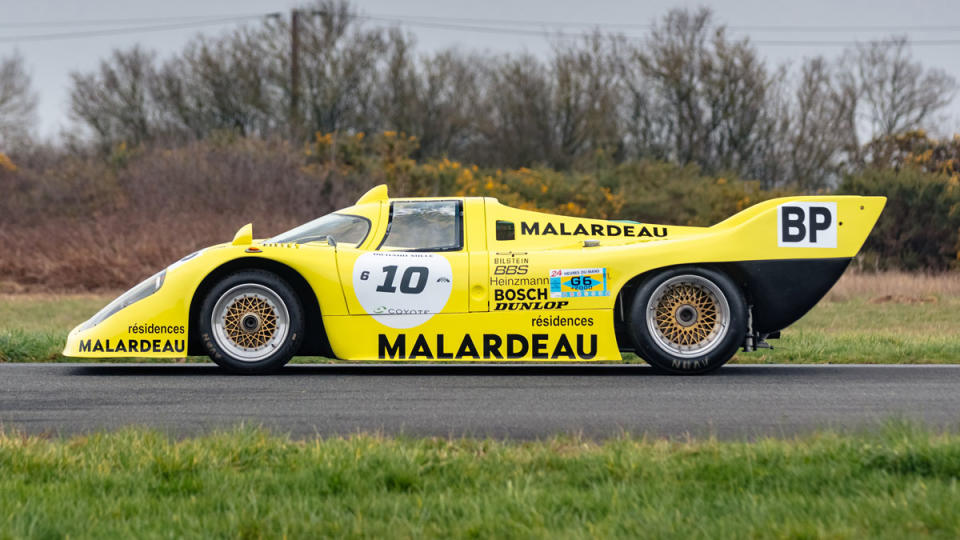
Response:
[78,270,166,331]
[166,249,202,273]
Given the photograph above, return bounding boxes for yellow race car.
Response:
[64,185,885,374]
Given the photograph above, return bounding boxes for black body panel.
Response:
[729,258,851,334]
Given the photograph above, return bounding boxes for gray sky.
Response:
[4,0,960,140]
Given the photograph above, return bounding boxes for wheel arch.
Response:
[614,258,850,345]
[187,258,333,357]
[613,263,743,352]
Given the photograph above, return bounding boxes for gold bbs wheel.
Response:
[211,284,290,362]
[645,274,730,358]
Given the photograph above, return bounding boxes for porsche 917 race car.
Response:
[64,185,885,374]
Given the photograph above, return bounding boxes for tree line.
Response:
[1,2,957,190]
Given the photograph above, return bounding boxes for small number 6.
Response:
[360,271,370,280]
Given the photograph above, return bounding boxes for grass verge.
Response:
[1,422,959,538]
[1,272,959,363]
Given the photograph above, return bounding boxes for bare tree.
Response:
[0,51,38,147]
[59,1,960,190]
[376,28,420,136]
[69,46,157,148]
[783,57,856,189]
[851,37,957,137]
[295,1,387,136]
[550,34,624,168]
[152,29,283,139]
[474,54,554,167]
[635,8,782,179]
[413,50,483,159]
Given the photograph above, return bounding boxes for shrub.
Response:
[840,166,960,271]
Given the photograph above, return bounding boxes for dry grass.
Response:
[0,139,367,291]
[826,270,960,302]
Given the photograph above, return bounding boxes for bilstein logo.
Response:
[379,333,598,360]
[79,339,185,354]
[521,222,667,238]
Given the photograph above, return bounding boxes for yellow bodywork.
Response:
[64,186,884,362]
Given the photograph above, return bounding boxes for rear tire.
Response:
[199,270,304,373]
[628,266,746,374]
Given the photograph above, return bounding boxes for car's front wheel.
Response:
[628,267,746,374]
[199,270,304,373]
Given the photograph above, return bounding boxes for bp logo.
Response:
[777,202,837,248]
[353,252,453,329]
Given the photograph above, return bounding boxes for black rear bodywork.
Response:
[728,258,851,334]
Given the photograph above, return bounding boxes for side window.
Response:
[379,201,463,251]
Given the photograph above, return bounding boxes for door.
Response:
[336,200,470,328]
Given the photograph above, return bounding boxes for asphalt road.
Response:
[1,363,959,439]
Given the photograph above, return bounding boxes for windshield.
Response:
[267,213,370,246]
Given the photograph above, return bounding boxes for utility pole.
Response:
[289,8,301,138]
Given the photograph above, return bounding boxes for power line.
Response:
[360,12,960,33]
[0,14,267,29]
[7,11,960,34]
[753,38,960,46]
[8,9,960,34]
[2,10,960,47]
[0,14,269,43]
[356,15,960,46]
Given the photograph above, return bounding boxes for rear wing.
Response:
[708,196,886,260]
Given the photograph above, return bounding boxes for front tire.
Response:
[628,267,746,374]
[199,270,304,373]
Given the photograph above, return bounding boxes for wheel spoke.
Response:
[211,284,291,363]
[646,275,731,358]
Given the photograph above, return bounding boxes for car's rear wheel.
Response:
[628,267,746,374]
[199,270,303,373]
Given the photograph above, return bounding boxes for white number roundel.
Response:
[352,252,454,329]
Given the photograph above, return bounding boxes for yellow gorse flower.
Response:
[0,153,15,172]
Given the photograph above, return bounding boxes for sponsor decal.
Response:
[777,202,837,248]
[495,288,547,301]
[493,264,528,275]
[531,315,594,327]
[494,287,569,310]
[127,323,185,335]
[493,252,529,275]
[79,339,185,354]
[353,252,453,329]
[549,268,609,298]
[495,301,569,310]
[378,333,598,360]
[520,221,667,238]
[489,276,549,287]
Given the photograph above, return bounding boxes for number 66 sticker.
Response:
[352,252,453,329]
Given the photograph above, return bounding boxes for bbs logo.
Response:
[777,202,837,248]
[494,265,528,275]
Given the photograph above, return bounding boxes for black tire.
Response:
[627,266,746,374]
[199,269,304,373]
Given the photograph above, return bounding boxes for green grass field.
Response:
[2,272,958,364]
[1,422,959,538]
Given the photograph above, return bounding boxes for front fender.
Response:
[64,269,195,358]
[63,241,344,358]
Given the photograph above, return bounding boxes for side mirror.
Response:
[300,235,337,247]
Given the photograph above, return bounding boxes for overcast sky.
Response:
[4,0,960,140]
